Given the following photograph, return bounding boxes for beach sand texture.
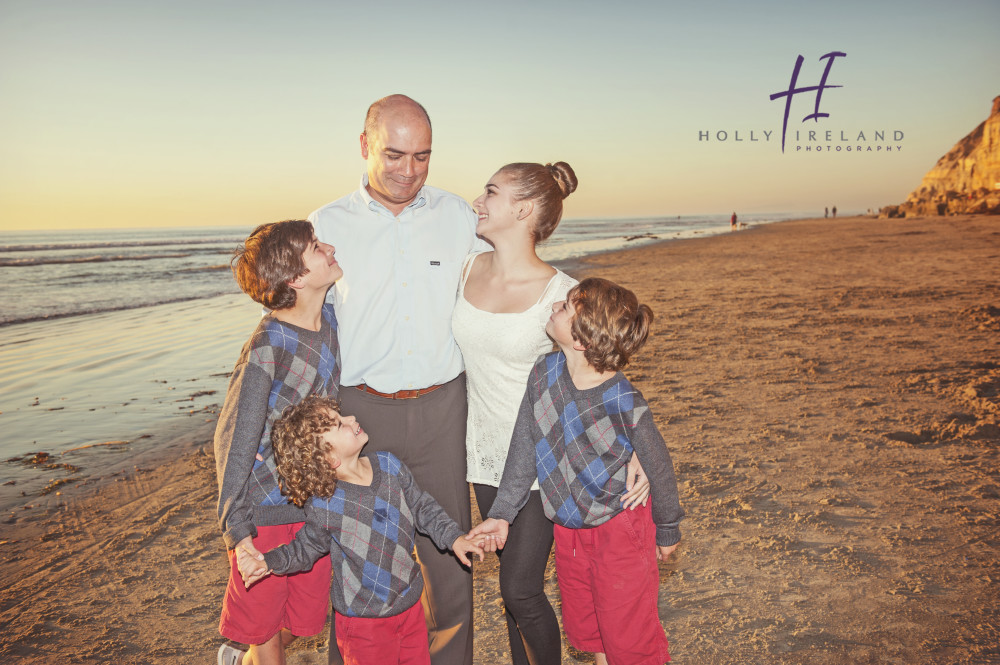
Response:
[1,216,997,664]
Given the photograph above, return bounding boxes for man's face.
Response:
[361,110,432,213]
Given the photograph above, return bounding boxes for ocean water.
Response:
[0,213,802,492]
[0,213,801,327]
[0,226,246,326]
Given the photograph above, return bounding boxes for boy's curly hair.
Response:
[270,394,342,507]
[569,277,653,373]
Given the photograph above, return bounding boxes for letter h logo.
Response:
[770,51,847,153]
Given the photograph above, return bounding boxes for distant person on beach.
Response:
[470,277,684,665]
[731,211,737,230]
[825,207,829,218]
[452,161,650,665]
[214,220,343,665]
[308,94,485,665]
[832,205,837,218]
[236,395,486,665]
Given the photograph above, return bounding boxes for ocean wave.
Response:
[0,252,192,267]
[175,264,232,273]
[0,237,243,253]
[0,290,240,327]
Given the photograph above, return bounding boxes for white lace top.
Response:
[452,252,577,487]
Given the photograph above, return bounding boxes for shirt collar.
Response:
[358,173,428,214]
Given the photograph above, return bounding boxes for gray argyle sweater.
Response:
[489,351,683,547]
[263,451,466,618]
[214,303,340,549]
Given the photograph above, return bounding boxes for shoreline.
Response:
[1,214,997,663]
[0,215,784,508]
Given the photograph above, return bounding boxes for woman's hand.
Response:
[621,455,650,509]
[466,518,510,552]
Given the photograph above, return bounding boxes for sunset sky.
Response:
[1,0,997,231]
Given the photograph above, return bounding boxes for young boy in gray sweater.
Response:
[237,395,485,665]
[214,220,342,665]
[471,277,684,665]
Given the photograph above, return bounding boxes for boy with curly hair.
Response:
[238,395,485,665]
[215,220,342,665]
[471,277,684,665]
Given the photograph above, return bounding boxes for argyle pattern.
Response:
[490,351,683,547]
[531,352,645,528]
[265,451,465,618]
[246,303,340,507]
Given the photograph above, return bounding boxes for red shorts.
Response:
[553,502,671,665]
[219,522,332,645]
[335,601,430,665]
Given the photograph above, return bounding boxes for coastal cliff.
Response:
[883,96,1000,217]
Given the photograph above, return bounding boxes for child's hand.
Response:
[236,540,271,588]
[656,543,679,562]
[466,518,509,552]
[235,535,264,562]
[451,535,485,567]
[621,455,650,509]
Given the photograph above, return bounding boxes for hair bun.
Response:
[546,162,578,199]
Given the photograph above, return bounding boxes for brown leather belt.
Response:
[355,383,443,400]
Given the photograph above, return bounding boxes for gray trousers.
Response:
[330,375,473,665]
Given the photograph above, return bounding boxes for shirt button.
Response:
[405,316,410,321]
[407,350,413,355]
[402,282,407,287]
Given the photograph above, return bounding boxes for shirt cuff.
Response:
[486,498,520,525]
[223,522,258,551]
[655,526,681,548]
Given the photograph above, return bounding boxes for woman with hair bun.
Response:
[453,162,649,665]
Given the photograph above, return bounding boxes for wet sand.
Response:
[1,215,997,664]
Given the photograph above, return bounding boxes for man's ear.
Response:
[572,337,587,352]
[516,199,534,221]
[329,456,342,470]
[360,132,370,160]
[286,276,305,291]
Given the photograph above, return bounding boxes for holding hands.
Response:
[466,518,510,553]
[235,536,270,589]
[451,535,487,567]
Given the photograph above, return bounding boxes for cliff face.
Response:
[884,96,1000,217]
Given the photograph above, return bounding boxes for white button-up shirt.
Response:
[309,175,482,393]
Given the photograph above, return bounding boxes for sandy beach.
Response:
[1,215,998,664]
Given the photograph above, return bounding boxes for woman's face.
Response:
[471,171,521,240]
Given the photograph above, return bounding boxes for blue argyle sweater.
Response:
[215,303,340,549]
[489,352,683,547]
[263,451,466,618]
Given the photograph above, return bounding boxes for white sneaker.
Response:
[217,643,245,665]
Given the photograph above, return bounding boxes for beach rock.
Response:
[894,95,1000,217]
[878,205,903,219]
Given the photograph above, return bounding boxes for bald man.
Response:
[309,95,483,665]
